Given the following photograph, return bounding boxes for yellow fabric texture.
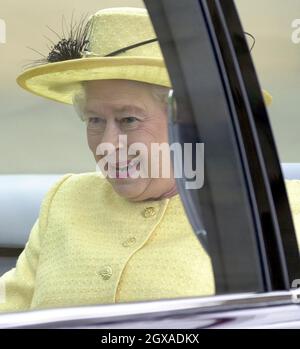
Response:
[0,172,215,313]
[285,180,300,242]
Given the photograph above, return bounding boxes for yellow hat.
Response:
[16,7,272,106]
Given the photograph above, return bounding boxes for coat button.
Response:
[122,237,137,247]
[97,265,113,280]
[143,207,156,218]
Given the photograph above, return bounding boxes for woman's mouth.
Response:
[109,160,141,179]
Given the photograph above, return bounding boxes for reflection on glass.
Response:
[235,0,300,257]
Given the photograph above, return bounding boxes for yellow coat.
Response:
[0,173,299,313]
[0,173,215,312]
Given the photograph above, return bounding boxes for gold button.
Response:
[97,265,113,280]
[122,237,137,247]
[143,207,156,218]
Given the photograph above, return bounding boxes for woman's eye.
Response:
[87,117,104,127]
[121,116,139,125]
[89,117,101,123]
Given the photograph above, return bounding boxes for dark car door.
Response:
[145,0,300,326]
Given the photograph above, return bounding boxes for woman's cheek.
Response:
[128,125,160,144]
[87,133,101,156]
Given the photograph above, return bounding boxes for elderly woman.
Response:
[0,7,216,312]
[0,7,297,313]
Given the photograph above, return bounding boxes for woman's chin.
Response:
[109,178,148,200]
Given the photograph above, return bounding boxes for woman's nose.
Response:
[100,122,129,161]
[101,122,120,148]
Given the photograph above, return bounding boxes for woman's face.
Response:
[84,79,175,201]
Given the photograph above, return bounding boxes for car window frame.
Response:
[0,291,298,328]
[144,0,300,294]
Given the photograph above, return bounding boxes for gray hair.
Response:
[149,84,171,112]
[78,80,170,112]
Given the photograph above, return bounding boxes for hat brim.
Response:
[17,56,272,106]
[17,57,171,105]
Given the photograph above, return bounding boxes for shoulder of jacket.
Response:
[38,172,110,219]
[285,179,300,211]
[285,179,300,190]
[58,172,110,193]
[285,179,300,198]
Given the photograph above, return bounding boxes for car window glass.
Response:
[235,0,300,265]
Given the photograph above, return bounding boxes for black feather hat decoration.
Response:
[23,12,92,69]
[23,12,255,70]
